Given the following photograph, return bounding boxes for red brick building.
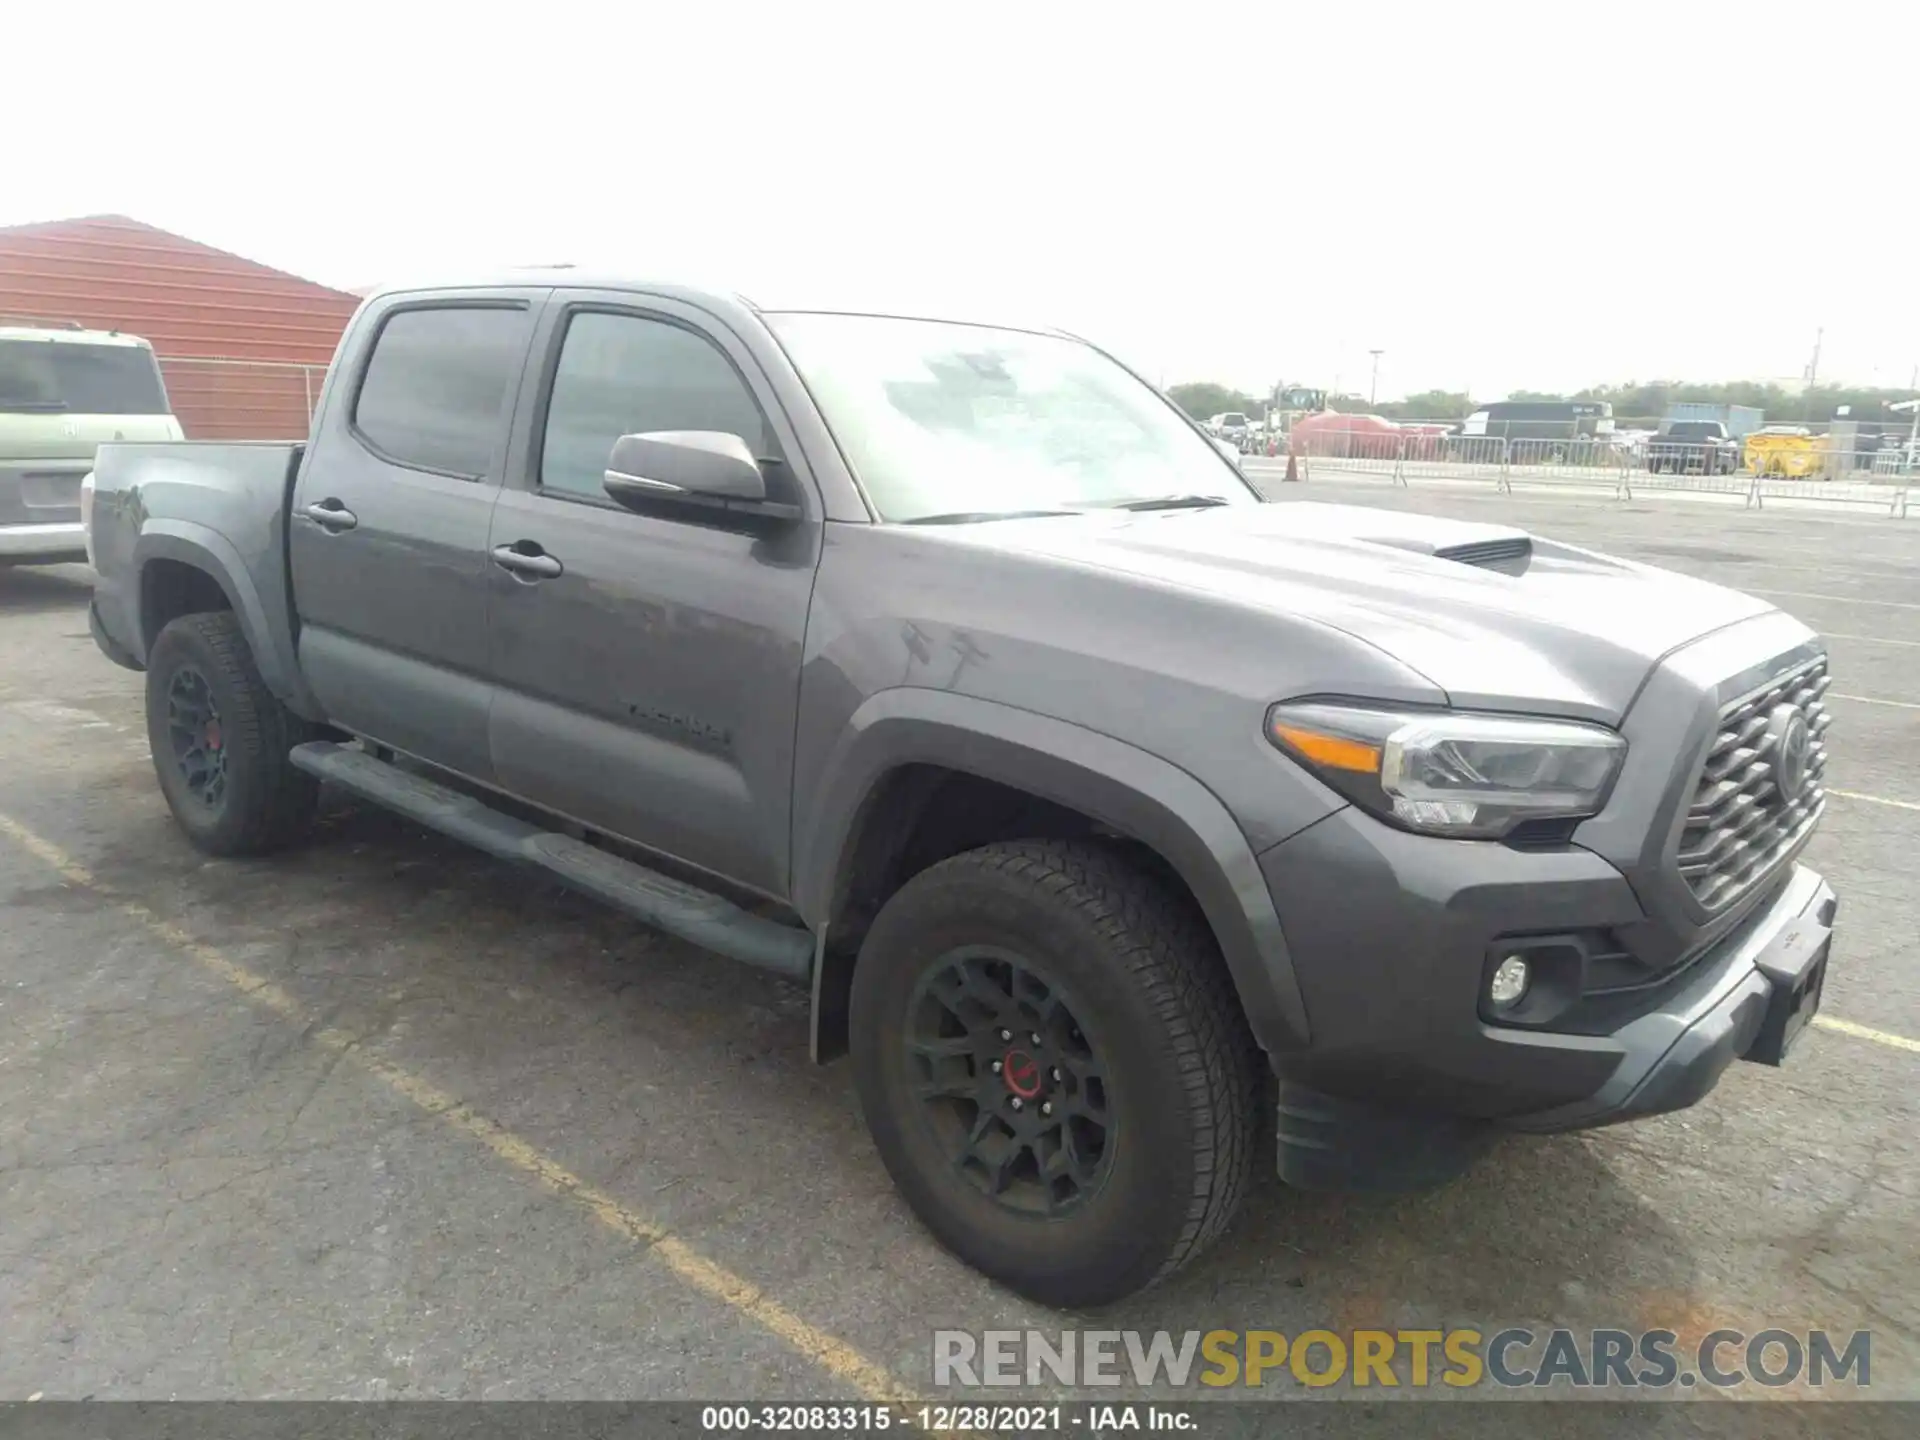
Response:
[0,215,361,439]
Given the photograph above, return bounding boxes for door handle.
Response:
[491,543,563,580]
[303,500,358,532]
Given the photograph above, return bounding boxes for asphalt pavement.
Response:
[1,477,1915,1428]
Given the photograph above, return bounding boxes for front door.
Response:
[485,295,823,898]
[291,292,544,779]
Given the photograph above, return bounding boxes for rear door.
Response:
[483,292,823,897]
[291,290,545,779]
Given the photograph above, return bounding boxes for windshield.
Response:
[0,340,170,414]
[1220,413,1248,426]
[765,313,1256,521]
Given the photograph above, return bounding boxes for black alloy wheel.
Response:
[904,945,1113,1217]
[164,663,229,813]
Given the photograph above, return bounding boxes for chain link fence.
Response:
[156,357,329,442]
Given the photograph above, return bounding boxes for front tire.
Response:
[850,840,1260,1308]
[144,611,319,856]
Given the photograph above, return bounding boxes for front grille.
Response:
[1677,656,1830,909]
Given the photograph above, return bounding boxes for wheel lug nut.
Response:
[1029,1032,1041,1046]
[1050,1067,1062,1082]
[1040,1101,1053,1116]
[998,1028,1012,1042]
[990,1059,1003,1074]
[1009,1097,1024,1111]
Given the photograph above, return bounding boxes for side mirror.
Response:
[604,431,766,509]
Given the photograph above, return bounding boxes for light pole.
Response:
[1368,349,1384,407]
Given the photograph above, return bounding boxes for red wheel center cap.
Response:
[1002,1049,1043,1099]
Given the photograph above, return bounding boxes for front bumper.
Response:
[0,522,86,562]
[1257,802,1836,1188]
[1506,862,1834,1132]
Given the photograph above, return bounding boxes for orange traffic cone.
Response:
[1284,452,1301,483]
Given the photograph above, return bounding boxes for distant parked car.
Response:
[1288,411,1404,460]
[1611,428,1657,463]
[1648,420,1742,475]
[1,323,183,565]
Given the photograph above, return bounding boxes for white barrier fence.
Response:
[1269,436,1914,518]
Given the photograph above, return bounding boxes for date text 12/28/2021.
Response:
[700,1405,1194,1433]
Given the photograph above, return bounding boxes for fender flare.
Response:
[133,522,320,717]
[793,688,1311,1055]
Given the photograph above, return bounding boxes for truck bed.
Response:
[88,441,309,704]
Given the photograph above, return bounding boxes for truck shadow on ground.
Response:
[1139,1134,1697,1339]
[0,564,92,616]
[82,794,1710,1376]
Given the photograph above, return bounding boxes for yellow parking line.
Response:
[0,811,908,1404]
[1813,1016,1920,1055]
[1829,694,1920,710]
[1828,788,1920,813]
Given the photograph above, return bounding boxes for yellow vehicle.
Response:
[1744,426,1826,479]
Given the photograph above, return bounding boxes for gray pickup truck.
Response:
[87,274,1838,1307]
[1647,419,1744,476]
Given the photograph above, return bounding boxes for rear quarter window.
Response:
[352,306,525,476]
[0,340,169,415]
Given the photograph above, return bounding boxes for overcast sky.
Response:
[11,1,1917,401]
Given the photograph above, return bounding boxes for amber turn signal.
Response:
[1268,723,1382,775]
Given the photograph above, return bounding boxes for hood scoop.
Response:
[1433,534,1534,574]
[1355,523,1535,575]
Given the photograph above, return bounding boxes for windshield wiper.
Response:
[901,509,1081,525]
[0,398,68,413]
[1100,494,1233,512]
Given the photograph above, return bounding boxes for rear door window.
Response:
[352,306,526,477]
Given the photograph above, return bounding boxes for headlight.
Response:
[1266,701,1625,839]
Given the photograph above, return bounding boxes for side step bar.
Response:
[289,742,813,980]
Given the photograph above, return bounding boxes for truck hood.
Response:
[964,502,1778,722]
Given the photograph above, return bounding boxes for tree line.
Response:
[1170,379,1920,427]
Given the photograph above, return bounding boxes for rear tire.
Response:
[850,839,1260,1307]
[145,611,319,856]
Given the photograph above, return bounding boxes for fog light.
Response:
[1488,955,1530,1008]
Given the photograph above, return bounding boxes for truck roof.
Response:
[0,324,155,348]
[362,270,1067,339]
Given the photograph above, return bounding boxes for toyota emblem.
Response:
[1768,704,1811,799]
